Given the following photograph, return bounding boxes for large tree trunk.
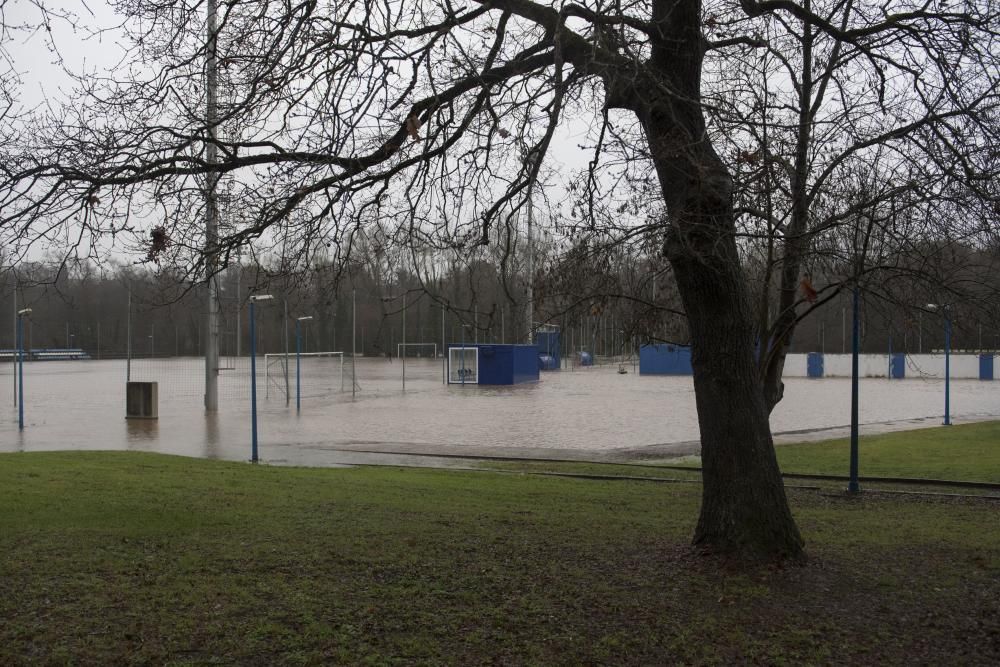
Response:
[635,0,805,560]
[650,130,804,559]
[669,216,805,559]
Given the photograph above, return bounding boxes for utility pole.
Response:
[126,289,132,382]
[352,288,357,400]
[12,283,17,406]
[525,146,539,345]
[402,292,406,392]
[204,0,221,412]
[283,299,290,405]
[235,262,241,357]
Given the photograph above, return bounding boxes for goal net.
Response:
[396,343,438,358]
[265,351,345,399]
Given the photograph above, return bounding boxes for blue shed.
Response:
[535,330,561,370]
[447,344,539,385]
[639,344,693,375]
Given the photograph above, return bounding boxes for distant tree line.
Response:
[4,229,999,358]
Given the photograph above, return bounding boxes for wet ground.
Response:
[1,358,997,466]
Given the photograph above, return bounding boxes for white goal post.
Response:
[265,351,345,398]
[396,342,438,358]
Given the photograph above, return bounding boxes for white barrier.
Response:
[782,353,993,379]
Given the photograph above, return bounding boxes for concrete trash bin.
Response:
[126,381,158,419]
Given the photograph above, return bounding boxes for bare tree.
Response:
[3,0,999,559]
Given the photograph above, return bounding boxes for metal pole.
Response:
[235,267,241,357]
[944,310,951,425]
[12,286,17,406]
[204,0,221,413]
[352,288,356,400]
[250,300,259,462]
[17,314,24,430]
[283,300,290,406]
[842,307,846,354]
[126,289,132,382]
[848,285,861,494]
[296,319,301,412]
[918,312,922,354]
[526,152,536,345]
[887,333,892,379]
[402,292,406,392]
[461,323,465,385]
[97,322,101,360]
[441,305,446,384]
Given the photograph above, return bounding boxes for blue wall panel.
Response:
[512,345,540,384]
[890,353,906,379]
[639,344,693,375]
[979,354,994,381]
[807,352,824,378]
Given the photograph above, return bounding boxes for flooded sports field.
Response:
[1,357,997,466]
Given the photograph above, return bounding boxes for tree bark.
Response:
[638,0,805,559]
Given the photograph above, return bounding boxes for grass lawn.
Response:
[775,421,1000,482]
[1,451,998,665]
[645,421,1000,483]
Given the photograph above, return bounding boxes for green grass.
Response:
[1,451,998,664]
[775,421,1000,482]
[651,421,1000,483]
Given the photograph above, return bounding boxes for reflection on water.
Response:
[125,417,158,443]
[1,358,997,465]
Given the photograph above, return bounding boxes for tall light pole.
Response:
[848,287,860,494]
[203,0,221,414]
[524,145,540,345]
[927,303,951,425]
[17,308,32,430]
[249,294,273,462]
[12,284,16,406]
[295,316,313,412]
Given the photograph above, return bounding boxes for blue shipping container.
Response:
[447,344,540,385]
[639,344,693,375]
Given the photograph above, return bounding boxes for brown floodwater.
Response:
[1,358,996,465]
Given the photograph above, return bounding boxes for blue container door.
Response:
[890,353,906,379]
[807,352,824,378]
[979,354,994,381]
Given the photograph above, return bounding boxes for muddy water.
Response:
[0,358,997,465]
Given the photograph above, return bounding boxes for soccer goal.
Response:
[265,351,345,398]
[396,342,438,359]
